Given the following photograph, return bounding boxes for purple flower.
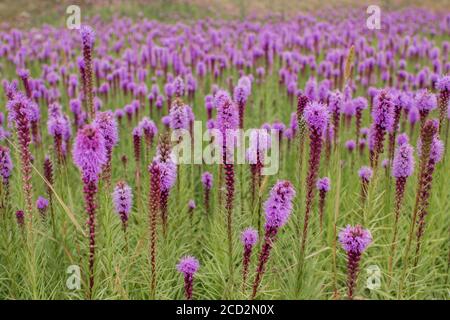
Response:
[177,255,200,300]
[36,196,49,210]
[177,255,199,275]
[397,133,409,146]
[345,140,356,151]
[392,142,414,178]
[73,124,107,183]
[316,177,331,192]
[358,166,373,182]
[169,100,189,130]
[173,76,185,98]
[80,25,95,49]
[429,136,444,163]
[112,181,133,223]
[216,90,239,134]
[372,90,394,132]
[414,89,437,114]
[303,101,329,136]
[241,227,259,247]
[436,75,450,91]
[201,172,213,190]
[188,200,196,210]
[0,145,13,182]
[339,225,372,254]
[264,180,296,229]
[94,111,119,150]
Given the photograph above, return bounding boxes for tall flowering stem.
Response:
[301,101,329,254]
[354,97,367,147]
[369,90,394,169]
[338,225,372,299]
[216,91,239,275]
[436,76,449,134]
[399,119,437,297]
[177,256,199,300]
[72,124,107,298]
[7,94,34,219]
[201,172,213,217]
[241,228,258,292]
[154,133,176,236]
[80,26,96,121]
[95,111,119,187]
[0,146,13,210]
[148,161,161,298]
[358,166,373,207]
[112,181,132,232]
[316,177,330,232]
[296,94,309,187]
[414,132,443,269]
[388,134,414,279]
[252,181,295,299]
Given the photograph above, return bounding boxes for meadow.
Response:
[0,4,449,300]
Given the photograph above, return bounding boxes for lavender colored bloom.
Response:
[36,196,49,210]
[73,124,107,183]
[436,75,450,91]
[414,89,437,114]
[94,111,119,150]
[316,177,331,192]
[429,136,444,163]
[173,76,185,98]
[303,101,329,136]
[216,90,239,133]
[177,255,200,275]
[345,140,356,151]
[372,90,395,132]
[264,180,296,229]
[80,25,95,49]
[0,145,13,182]
[112,181,133,222]
[177,255,200,300]
[169,100,189,130]
[241,227,258,247]
[201,172,213,190]
[392,141,414,178]
[188,200,196,210]
[358,166,373,182]
[408,106,419,124]
[339,224,372,254]
[397,133,409,146]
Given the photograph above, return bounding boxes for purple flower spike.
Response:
[339,224,372,254]
[241,227,258,291]
[73,125,107,183]
[264,180,296,229]
[113,181,133,230]
[339,225,372,300]
[177,256,200,300]
[316,177,331,192]
[316,177,330,231]
[80,25,95,49]
[241,227,259,247]
[303,101,329,136]
[392,142,415,178]
[358,166,373,182]
[252,180,295,299]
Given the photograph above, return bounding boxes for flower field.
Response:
[0,3,449,300]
